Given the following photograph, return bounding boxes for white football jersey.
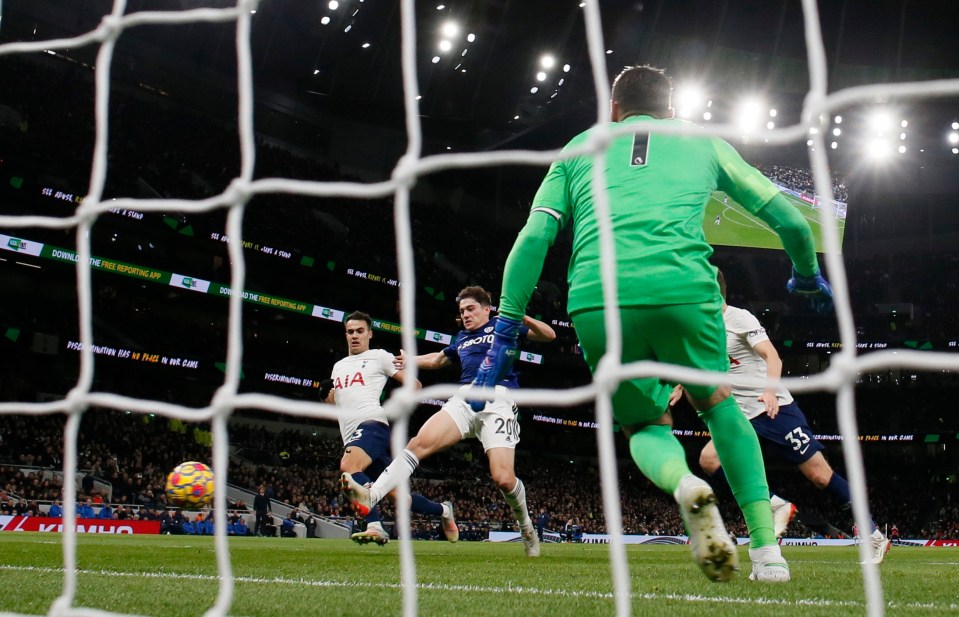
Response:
[724,305,793,419]
[330,348,397,444]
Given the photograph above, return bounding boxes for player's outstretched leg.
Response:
[350,521,390,545]
[674,475,739,582]
[440,501,459,543]
[340,472,372,517]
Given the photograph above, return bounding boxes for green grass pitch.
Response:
[0,534,955,617]
[705,192,846,253]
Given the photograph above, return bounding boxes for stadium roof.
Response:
[2,0,958,155]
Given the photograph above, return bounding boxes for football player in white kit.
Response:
[673,270,891,564]
[327,311,458,545]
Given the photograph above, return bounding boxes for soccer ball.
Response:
[165,461,214,509]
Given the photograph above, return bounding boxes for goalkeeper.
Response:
[478,65,833,582]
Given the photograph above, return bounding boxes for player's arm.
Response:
[498,210,562,320]
[499,160,568,321]
[391,368,422,389]
[395,349,452,371]
[522,315,556,343]
[751,339,783,419]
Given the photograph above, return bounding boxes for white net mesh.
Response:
[1,1,958,617]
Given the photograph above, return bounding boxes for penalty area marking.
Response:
[0,564,956,612]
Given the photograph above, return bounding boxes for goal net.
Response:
[1,2,958,617]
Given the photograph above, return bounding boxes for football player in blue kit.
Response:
[341,287,555,556]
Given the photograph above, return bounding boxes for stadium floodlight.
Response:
[834,115,843,124]
[563,64,571,72]
[431,56,440,64]
[441,21,459,38]
[769,108,777,118]
[438,39,453,52]
[766,121,775,130]
[953,121,959,130]
[436,4,445,9]
[361,42,370,48]
[536,71,547,82]
[900,132,906,141]
[675,85,704,119]
[320,16,330,25]
[807,139,814,146]
[833,127,841,136]
[901,120,908,128]
[467,33,476,42]
[898,145,907,154]
[530,86,538,94]
[328,0,338,9]
[513,115,519,120]
[865,138,892,162]
[869,110,894,134]
[953,147,959,155]
[949,132,959,145]
[702,111,712,121]
[831,141,838,149]
[540,54,556,69]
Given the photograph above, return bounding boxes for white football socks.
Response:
[369,448,420,504]
[502,478,533,528]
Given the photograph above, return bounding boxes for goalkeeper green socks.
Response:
[628,424,691,495]
[699,396,776,548]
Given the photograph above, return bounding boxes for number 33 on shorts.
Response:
[785,427,810,454]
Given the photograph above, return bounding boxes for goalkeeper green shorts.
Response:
[572,301,729,426]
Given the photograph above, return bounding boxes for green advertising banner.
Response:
[2,233,542,362]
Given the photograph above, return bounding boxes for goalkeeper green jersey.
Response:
[529,115,781,315]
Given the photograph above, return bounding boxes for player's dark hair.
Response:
[456,285,491,307]
[611,65,672,118]
[716,269,727,302]
[344,310,372,329]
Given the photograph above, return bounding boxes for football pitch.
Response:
[705,192,846,253]
[0,535,955,617]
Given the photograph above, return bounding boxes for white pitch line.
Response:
[0,564,955,612]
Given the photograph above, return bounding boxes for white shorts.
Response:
[442,385,520,451]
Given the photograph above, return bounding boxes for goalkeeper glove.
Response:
[786,267,834,314]
[468,316,523,412]
[319,379,334,401]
